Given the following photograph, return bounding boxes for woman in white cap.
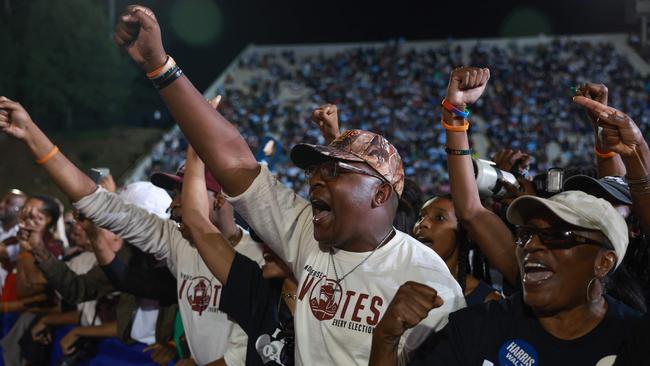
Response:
[370,189,640,366]
[369,66,642,366]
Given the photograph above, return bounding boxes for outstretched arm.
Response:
[113,5,258,196]
[443,67,519,285]
[0,98,96,201]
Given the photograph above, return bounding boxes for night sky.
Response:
[116,0,635,90]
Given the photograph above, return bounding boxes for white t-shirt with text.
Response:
[227,165,466,365]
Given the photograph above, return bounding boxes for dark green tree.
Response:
[1,0,137,131]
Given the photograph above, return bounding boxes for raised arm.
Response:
[443,67,519,285]
[573,96,650,234]
[0,98,96,201]
[575,83,626,177]
[181,145,236,284]
[113,5,258,196]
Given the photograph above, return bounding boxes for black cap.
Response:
[563,175,632,205]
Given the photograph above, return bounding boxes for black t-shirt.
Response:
[410,293,640,366]
[614,314,650,366]
[220,252,294,366]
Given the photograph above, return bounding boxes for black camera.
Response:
[533,168,564,198]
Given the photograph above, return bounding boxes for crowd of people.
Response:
[0,4,649,366]
[141,36,650,200]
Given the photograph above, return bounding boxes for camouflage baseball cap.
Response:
[290,129,405,196]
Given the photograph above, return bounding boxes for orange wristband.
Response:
[595,147,617,159]
[146,55,174,79]
[36,146,59,165]
[442,119,470,132]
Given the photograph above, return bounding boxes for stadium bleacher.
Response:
[126,34,650,197]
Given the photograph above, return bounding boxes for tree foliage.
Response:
[0,0,139,131]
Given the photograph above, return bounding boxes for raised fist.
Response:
[575,83,608,128]
[373,281,443,345]
[113,5,167,73]
[573,96,644,157]
[0,97,35,141]
[311,104,340,144]
[446,67,490,107]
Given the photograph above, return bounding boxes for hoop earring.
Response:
[586,277,602,303]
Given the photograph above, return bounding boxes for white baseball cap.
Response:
[506,190,628,269]
[118,181,172,219]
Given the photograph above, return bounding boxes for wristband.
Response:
[442,119,470,132]
[441,99,470,119]
[146,55,175,79]
[595,147,617,159]
[445,147,472,155]
[153,68,184,90]
[36,146,59,165]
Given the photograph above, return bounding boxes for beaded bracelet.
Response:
[445,147,472,155]
[441,99,470,119]
[442,119,470,132]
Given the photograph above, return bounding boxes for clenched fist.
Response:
[311,104,340,144]
[114,5,167,73]
[446,67,490,107]
[373,281,444,346]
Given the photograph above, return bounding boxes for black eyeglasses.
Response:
[305,160,387,183]
[514,226,611,249]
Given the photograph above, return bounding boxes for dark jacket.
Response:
[36,245,177,344]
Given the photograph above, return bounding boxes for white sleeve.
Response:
[223,322,248,366]
[73,187,184,274]
[226,164,315,274]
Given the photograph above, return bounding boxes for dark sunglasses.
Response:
[305,160,387,183]
[514,226,611,249]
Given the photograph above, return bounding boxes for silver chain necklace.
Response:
[329,227,396,286]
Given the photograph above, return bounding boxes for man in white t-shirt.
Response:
[111,7,465,364]
[226,131,466,365]
[74,165,262,365]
